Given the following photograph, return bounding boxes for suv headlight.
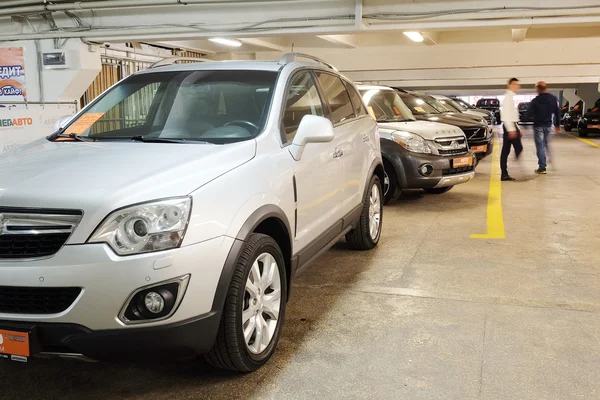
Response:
[391,131,431,154]
[89,197,192,255]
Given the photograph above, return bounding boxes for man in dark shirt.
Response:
[529,82,560,174]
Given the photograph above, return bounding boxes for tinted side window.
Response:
[315,72,354,124]
[282,72,325,144]
[345,81,367,117]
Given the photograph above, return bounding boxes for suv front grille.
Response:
[0,209,81,259]
[432,136,468,156]
[0,286,81,314]
[439,148,468,156]
[0,233,71,258]
[463,128,487,140]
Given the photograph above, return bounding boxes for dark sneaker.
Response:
[501,175,516,181]
[534,168,547,174]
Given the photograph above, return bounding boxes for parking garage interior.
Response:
[1,1,600,399]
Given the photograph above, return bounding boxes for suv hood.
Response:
[412,114,486,129]
[0,138,255,218]
[377,120,465,140]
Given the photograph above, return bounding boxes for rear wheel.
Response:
[205,233,287,372]
[382,161,398,204]
[424,186,454,194]
[346,175,383,250]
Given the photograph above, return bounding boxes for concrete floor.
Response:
[2,128,600,400]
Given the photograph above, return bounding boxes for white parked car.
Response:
[0,54,383,372]
[358,85,475,203]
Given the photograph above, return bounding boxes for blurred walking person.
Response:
[500,78,523,181]
[529,81,560,174]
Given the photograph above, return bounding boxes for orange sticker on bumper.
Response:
[0,329,30,358]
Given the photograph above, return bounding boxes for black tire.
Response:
[578,128,588,137]
[424,186,454,194]
[564,123,572,132]
[382,160,398,205]
[205,233,287,372]
[346,175,383,250]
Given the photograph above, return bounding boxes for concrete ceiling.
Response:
[2,0,600,90]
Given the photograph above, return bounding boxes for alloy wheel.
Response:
[368,184,381,240]
[243,252,282,355]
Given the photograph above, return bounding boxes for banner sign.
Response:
[0,48,26,101]
[0,104,77,152]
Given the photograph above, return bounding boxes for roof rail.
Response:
[149,56,212,69]
[278,53,338,71]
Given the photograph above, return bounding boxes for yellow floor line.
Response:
[470,135,506,239]
[562,132,600,148]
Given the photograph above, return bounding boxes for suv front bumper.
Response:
[381,140,476,190]
[0,236,236,360]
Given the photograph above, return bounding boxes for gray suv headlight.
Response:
[391,131,431,154]
[89,197,192,255]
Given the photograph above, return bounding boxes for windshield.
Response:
[436,98,463,112]
[56,70,277,144]
[359,89,415,122]
[422,96,452,113]
[453,98,473,110]
[442,97,467,112]
[398,93,442,115]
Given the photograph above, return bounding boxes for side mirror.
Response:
[53,115,73,132]
[288,115,334,161]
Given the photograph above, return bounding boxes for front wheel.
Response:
[564,123,572,132]
[346,175,383,250]
[424,186,454,194]
[205,233,287,372]
[578,127,588,137]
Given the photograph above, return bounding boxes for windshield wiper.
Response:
[130,136,209,144]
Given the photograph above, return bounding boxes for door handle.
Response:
[333,147,344,158]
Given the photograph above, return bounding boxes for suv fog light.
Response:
[119,275,190,324]
[144,291,165,314]
[419,164,434,176]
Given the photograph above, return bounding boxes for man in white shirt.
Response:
[500,78,524,181]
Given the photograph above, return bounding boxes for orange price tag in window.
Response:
[64,113,105,135]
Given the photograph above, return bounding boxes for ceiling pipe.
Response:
[2,14,600,43]
[0,0,322,16]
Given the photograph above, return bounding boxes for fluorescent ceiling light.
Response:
[209,38,242,47]
[403,32,424,43]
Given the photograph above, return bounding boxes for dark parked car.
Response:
[518,102,533,124]
[433,95,494,127]
[476,98,501,124]
[560,102,569,118]
[397,90,493,160]
[562,100,584,131]
[576,100,600,137]
[450,97,496,124]
[359,85,476,203]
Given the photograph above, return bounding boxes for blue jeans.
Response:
[534,126,552,169]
